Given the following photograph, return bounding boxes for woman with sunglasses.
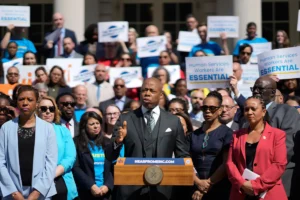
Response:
[47,66,71,99]
[190,91,233,200]
[115,53,133,67]
[226,96,287,200]
[37,96,78,200]
[72,112,113,200]
[0,85,57,200]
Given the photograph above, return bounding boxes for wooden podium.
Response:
[114,158,194,186]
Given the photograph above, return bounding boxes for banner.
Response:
[68,65,97,87]
[0,6,30,27]
[258,47,300,80]
[186,56,233,89]
[298,10,300,31]
[46,58,83,84]
[3,58,23,68]
[250,42,272,64]
[3,65,44,84]
[207,16,239,38]
[147,65,181,84]
[109,67,143,88]
[177,31,201,52]
[98,21,128,43]
[137,36,167,58]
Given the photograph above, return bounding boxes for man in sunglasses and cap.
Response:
[56,92,79,137]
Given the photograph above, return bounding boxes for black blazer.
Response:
[77,41,104,60]
[106,107,190,200]
[99,97,133,114]
[42,29,78,58]
[72,138,113,200]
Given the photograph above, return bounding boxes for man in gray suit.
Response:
[56,37,83,58]
[219,95,239,131]
[231,76,300,199]
[107,78,190,200]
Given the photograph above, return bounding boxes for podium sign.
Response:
[114,158,194,186]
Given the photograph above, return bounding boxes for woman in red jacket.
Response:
[226,96,287,200]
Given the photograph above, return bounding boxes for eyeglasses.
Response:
[222,105,236,111]
[106,112,120,117]
[159,56,168,59]
[250,87,273,92]
[202,134,209,148]
[7,73,19,77]
[60,102,76,107]
[121,58,131,61]
[241,52,251,56]
[40,106,55,113]
[114,84,125,88]
[201,105,220,113]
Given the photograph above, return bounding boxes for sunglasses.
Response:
[60,102,76,107]
[201,106,220,113]
[7,73,19,77]
[0,107,8,114]
[40,106,55,113]
[121,58,131,61]
[202,134,209,149]
[114,84,125,88]
[159,56,168,59]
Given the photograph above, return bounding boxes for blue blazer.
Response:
[53,124,78,200]
[0,117,57,199]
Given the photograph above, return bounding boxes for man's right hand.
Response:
[7,24,15,32]
[115,121,127,144]
[12,192,25,200]
[229,75,239,97]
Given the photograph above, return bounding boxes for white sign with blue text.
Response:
[68,65,97,87]
[185,56,233,89]
[0,6,30,27]
[109,67,143,88]
[258,47,300,80]
[177,31,201,52]
[137,36,167,58]
[98,21,128,43]
[147,65,181,84]
[207,16,239,38]
[250,42,272,64]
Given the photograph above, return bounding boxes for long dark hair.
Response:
[76,111,106,152]
[47,65,67,87]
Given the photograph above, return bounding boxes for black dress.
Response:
[190,124,233,200]
[245,142,259,200]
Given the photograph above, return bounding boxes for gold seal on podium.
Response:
[144,165,163,185]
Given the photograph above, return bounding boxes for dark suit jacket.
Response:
[99,97,132,114]
[43,28,77,58]
[106,107,190,200]
[236,94,300,196]
[74,119,79,137]
[72,138,113,200]
[230,121,239,132]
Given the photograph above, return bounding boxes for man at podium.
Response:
[106,78,190,200]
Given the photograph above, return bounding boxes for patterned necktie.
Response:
[144,110,155,133]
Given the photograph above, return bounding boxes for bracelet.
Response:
[12,192,17,197]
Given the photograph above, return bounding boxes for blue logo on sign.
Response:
[141,39,164,53]
[80,69,90,82]
[102,25,126,38]
[119,71,138,84]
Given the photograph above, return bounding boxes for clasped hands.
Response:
[192,179,211,200]
[91,184,109,197]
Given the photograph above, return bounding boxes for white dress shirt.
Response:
[61,118,75,138]
[141,105,160,125]
[226,120,234,128]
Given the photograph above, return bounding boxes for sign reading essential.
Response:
[0,6,30,27]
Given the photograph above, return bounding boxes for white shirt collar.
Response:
[115,96,126,102]
[141,105,160,115]
[226,120,234,128]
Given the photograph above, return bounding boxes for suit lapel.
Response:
[131,108,145,148]
[240,131,247,166]
[32,117,44,177]
[267,102,276,124]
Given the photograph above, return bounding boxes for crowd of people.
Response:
[0,11,299,200]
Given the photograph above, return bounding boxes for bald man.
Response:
[140,25,161,77]
[234,76,300,198]
[99,78,132,114]
[43,12,77,58]
[107,78,189,200]
[73,85,88,122]
[6,66,20,85]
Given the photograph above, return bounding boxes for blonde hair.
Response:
[129,27,139,38]
[37,96,61,124]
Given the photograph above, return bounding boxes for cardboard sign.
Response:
[137,36,167,58]
[147,65,181,84]
[0,6,30,27]
[186,56,233,89]
[3,58,23,68]
[258,47,300,80]
[250,42,272,64]
[207,16,239,38]
[3,65,43,85]
[98,21,128,42]
[109,67,143,88]
[177,31,201,52]
[68,65,97,87]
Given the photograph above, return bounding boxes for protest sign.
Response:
[185,56,233,89]
[137,36,167,58]
[0,84,17,97]
[68,65,96,87]
[98,21,128,42]
[3,65,43,84]
[177,31,201,52]
[207,16,239,38]
[258,46,300,80]
[241,64,260,85]
[46,58,83,84]
[297,10,300,31]
[147,65,181,84]
[0,6,30,27]
[250,42,272,63]
[3,58,23,68]
[109,67,143,88]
